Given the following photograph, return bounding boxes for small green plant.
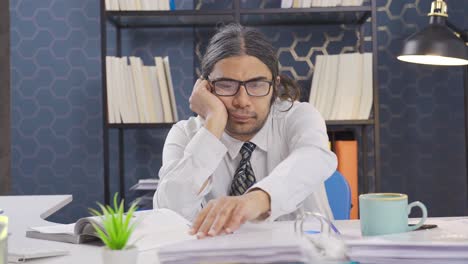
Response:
[89,193,138,250]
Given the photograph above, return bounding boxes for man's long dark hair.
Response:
[201,23,301,108]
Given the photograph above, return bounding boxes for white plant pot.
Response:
[102,246,138,264]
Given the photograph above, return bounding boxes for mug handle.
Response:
[407,201,427,231]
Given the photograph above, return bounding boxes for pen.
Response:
[305,230,320,234]
[330,223,341,235]
[305,224,341,235]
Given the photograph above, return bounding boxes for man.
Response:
[153,24,337,238]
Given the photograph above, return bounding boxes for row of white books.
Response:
[105,0,174,11]
[281,0,364,8]
[309,53,372,120]
[106,56,178,124]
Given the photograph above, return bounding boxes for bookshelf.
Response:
[99,0,380,204]
[105,6,371,28]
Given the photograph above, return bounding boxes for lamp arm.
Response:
[446,21,468,43]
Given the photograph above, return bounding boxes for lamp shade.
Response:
[398,22,468,66]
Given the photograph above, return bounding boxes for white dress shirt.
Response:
[153,99,338,222]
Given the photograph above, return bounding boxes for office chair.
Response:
[324,171,351,220]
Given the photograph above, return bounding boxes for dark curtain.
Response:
[0,0,10,194]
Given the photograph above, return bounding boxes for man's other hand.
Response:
[189,190,271,239]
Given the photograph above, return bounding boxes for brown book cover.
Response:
[335,140,358,219]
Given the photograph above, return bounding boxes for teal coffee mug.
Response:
[359,193,427,236]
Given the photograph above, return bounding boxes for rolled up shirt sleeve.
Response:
[251,103,337,221]
[154,123,227,221]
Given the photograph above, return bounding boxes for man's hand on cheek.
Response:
[189,190,271,239]
[189,78,228,138]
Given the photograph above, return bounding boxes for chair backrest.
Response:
[324,171,351,220]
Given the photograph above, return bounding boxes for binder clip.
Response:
[294,212,349,262]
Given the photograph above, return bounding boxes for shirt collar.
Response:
[249,112,269,153]
[221,133,244,160]
[220,110,271,160]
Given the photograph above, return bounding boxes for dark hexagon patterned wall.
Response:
[10,0,195,222]
[9,0,468,222]
[377,0,468,216]
[10,0,104,222]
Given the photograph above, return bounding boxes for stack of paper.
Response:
[341,218,468,264]
[157,223,315,264]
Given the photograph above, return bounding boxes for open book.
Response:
[26,215,103,244]
[26,209,195,250]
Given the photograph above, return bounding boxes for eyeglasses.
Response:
[208,78,273,97]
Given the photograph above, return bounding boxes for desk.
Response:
[0,195,158,264]
[2,195,468,264]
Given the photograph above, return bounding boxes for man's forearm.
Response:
[154,125,228,220]
[246,189,271,220]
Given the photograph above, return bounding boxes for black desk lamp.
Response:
[397,0,468,212]
[397,0,467,66]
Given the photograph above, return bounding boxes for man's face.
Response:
[209,55,274,142]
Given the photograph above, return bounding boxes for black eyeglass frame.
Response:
[207,78,274,97]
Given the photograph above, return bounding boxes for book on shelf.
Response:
[155,56,175,123]
[331,53,361,120]
[114,57,126,122]
[309,52,372,121]
[282,0,364,8]
[302,0,312,8]
[116,56,135,123]
[105,56,116,123]
[26,209,194,251]
[292,0,301,8]
[130,56,150,123]
[359,53,373,120]
[105,0,174,11]
[105,56,177,124]
[281,0,293,8]
[104,0,118,11]
[117,0,126,10]
[148,66,165,123]
[142,65,158,122]
[122,57,141,123]
[163,56,179,122]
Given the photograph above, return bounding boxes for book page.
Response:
[129,209,195,251]
[29,223,75,235]
[29,208,194,248]
[74,215,105,236]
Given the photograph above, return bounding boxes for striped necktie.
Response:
[229,142,257,196]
